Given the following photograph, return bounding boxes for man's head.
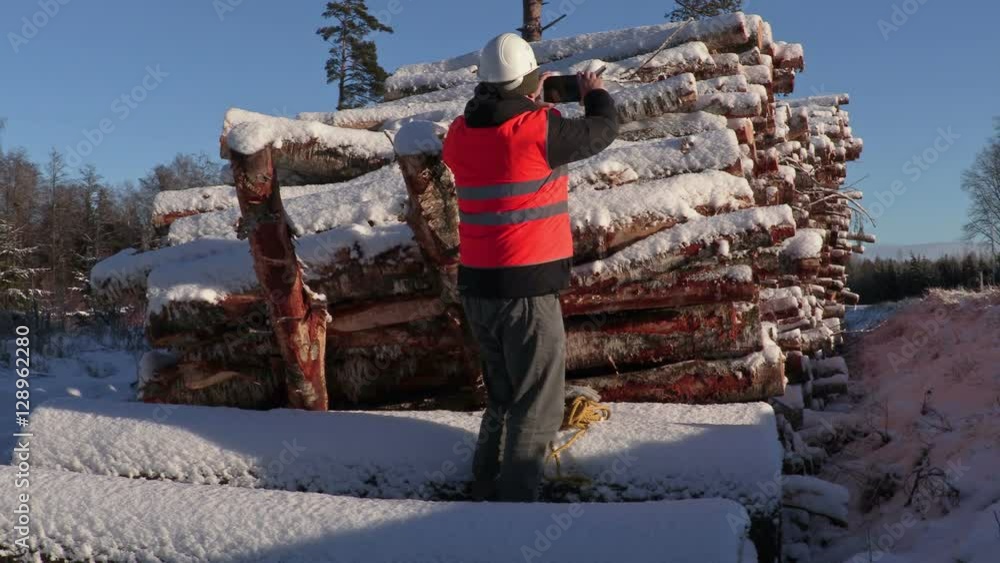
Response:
[478,33,540,99]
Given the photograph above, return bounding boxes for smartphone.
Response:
[542,75,581,104]
[541,66,607,104]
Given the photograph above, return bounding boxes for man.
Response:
[442,32,618,502]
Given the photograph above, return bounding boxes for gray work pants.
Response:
[461,293,566,502]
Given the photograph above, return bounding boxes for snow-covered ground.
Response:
[842,301,910,334]
[0,327,142,454]
[813,290,1000,563]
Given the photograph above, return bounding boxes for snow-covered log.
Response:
[570,129,744,187]
[575,343,784,404]
[151,184,236,229]
[618,112,729,141]
[25,398,779,553]
[565,301,763,372]
[0,467,757,563]
[611,73,699,123]
[385,13,760,97]
[165,165,407,246]
[221,108,395,184]
[229,147,329,411]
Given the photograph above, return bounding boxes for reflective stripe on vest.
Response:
[443,108,573,269]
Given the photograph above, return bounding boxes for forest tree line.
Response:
[0,144,224,321]
[846,253,999,304]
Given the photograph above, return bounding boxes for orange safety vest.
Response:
[443,108,573,269]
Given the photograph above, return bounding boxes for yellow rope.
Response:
[546,396,611,483]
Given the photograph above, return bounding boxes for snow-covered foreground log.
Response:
[0,468,757,563]
[29,399,782,516]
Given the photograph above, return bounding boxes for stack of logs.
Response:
[92,12,867,411]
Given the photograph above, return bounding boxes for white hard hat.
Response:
[478,33,538,90]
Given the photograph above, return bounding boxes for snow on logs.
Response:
[220,108,394,184]
[90,11,865,410]
[26,399,781,538]
[0,467,757,563]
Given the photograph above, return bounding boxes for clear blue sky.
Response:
[2,0,997,245]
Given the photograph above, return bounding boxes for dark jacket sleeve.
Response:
[545,89,619,169]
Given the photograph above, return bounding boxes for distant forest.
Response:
[0,145,225,328]
[847,253,999,304]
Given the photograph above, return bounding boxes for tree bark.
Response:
[230,148,329,411]
[521,0,543,41]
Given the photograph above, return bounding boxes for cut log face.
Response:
[230,148,329,411]
[327,318,468,406]
[141,359,284,409]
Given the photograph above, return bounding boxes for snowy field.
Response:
[842,301,909,333]
[0,327,142,454]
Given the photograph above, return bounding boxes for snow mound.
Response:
[0,468,755,563]
[816,289,1000,563]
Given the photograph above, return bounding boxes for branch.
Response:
[621,19,693,81]
[540,13,567,32]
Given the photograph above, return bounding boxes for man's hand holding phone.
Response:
[540,67,606,104]
[577,70,606,100]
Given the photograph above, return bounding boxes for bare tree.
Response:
[666,0,743,22]
[961,120,1000,257]
[42,149,69,310]
[139,152,224,193]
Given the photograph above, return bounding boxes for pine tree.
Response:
[318,1,394,110]
[667,0,743,22]
[0,218,46,312]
